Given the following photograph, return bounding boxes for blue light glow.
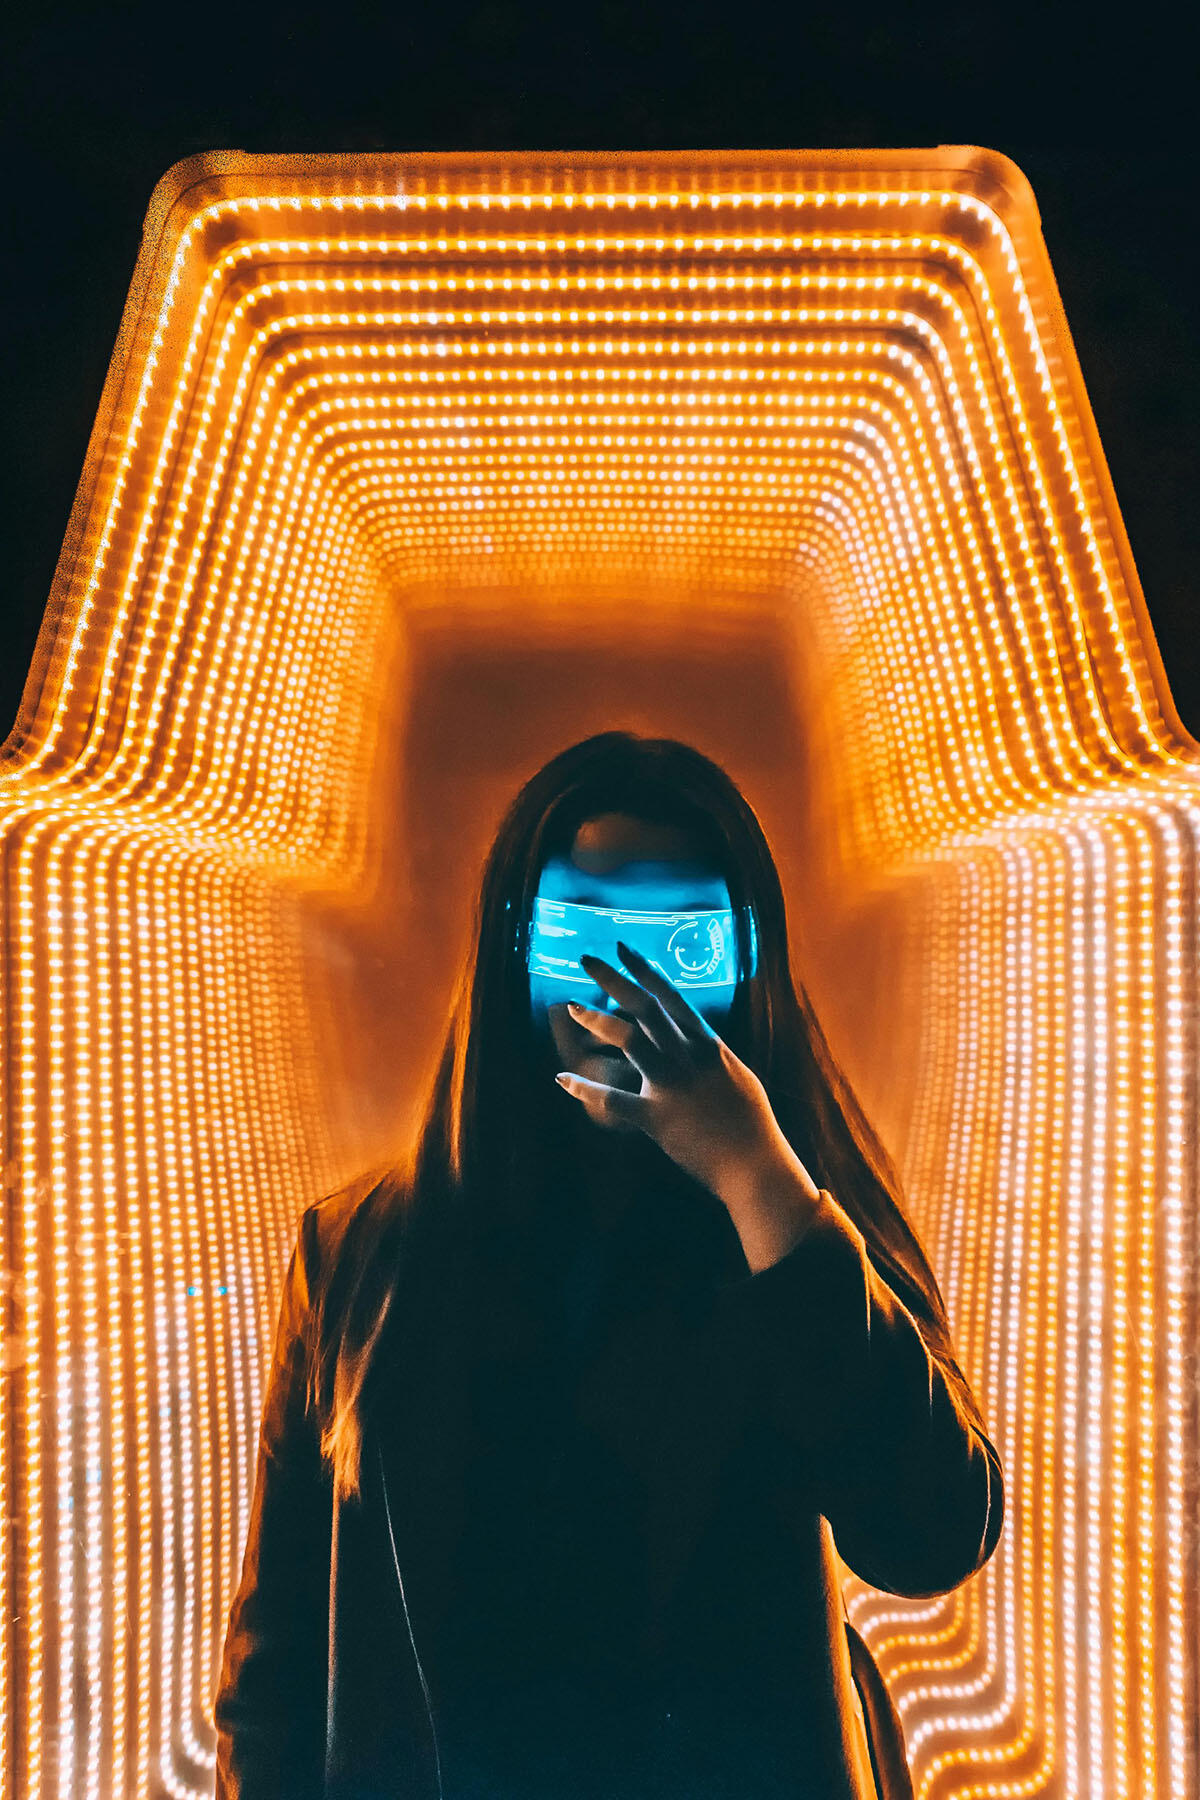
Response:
[527,895,757,1021]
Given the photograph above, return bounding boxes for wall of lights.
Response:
[0,148,1196,1799]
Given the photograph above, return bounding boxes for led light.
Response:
[0,149,1194,1800]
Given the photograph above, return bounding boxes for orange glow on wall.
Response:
[1,147,1196,1798]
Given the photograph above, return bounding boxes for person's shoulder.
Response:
[297,1161,407,1288]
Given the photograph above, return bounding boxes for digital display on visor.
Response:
[528,897,758,1004]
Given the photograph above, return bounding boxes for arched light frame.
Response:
[0,147,1196,1800]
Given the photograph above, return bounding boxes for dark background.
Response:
[3,0,1196,745]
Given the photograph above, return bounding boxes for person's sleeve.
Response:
[213,1203,332,1800]
[714,1187,1005,1598]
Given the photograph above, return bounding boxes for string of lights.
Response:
[1,148,1194,1800]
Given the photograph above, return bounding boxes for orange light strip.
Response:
[0,149,1195,1799]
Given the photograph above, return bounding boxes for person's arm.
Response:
[214,1204,332,1800]
[714,1173,1005,1599]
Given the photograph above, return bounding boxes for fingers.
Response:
[564,1002,671,1082]
[578,952,691,1058]
[554,1070,647,1131]
[602,943,716,1045]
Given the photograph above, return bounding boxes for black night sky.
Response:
[3,0,1197,744]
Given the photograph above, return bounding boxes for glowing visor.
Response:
[528,896,758,1006]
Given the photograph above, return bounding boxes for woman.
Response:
[214,730,1004,1800]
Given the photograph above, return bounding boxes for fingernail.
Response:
[554,1072,571,1087]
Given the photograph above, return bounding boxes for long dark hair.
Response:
[308,731,986,1502]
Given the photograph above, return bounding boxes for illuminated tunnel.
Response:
[1,146,1197,1799]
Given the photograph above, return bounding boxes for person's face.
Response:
[529,812,740,1134]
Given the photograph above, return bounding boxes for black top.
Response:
[425,1147,764,1798]
[214,1128,1006,1800]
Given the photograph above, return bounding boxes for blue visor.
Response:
[528,897,757,997]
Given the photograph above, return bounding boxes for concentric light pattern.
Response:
[1,149,1196,1799]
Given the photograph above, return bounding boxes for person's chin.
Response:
[582,1050,633,1079]
[580,1054,641,1130]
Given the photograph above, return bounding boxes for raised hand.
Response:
[553,939,802,1202]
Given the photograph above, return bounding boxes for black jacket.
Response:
[214,1175,1004,1800]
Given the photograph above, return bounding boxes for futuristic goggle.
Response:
[526,896,757,1015]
